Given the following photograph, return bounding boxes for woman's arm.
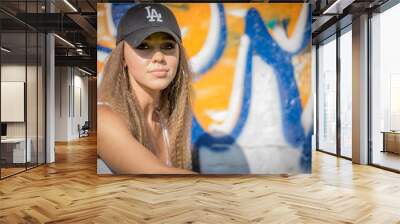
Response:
[97,106,195,174]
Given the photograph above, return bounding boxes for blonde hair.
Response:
[99,41,193,170]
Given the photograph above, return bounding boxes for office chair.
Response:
[79,121,90,138]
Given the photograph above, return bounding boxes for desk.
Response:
[1,138,31,163]
[382,131,400,155]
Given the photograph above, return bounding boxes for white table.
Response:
[1,138,31,163]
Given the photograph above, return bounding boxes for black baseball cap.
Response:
[116,3,182,47]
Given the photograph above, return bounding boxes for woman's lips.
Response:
[148,68,169,77]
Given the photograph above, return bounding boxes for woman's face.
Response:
[124,32,179,92]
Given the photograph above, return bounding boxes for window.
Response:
[317,36,337,154]
[371,2,400,171]
[340,28,352,158]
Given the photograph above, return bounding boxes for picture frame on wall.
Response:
[96,2,312,175]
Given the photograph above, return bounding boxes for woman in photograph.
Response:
[97,3,194,174]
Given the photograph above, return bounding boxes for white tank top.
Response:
[155,109,172,167]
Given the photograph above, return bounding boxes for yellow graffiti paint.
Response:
[97,3,310,131]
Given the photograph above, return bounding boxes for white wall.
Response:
[1,65,26,133]
[1,65,35,138]
[1,64,45,164]
[1,82,25,122]
[72,73,89,138]
[55,67,69,141]
[54,67,89,141]
[1,65,26,81]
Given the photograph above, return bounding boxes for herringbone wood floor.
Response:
[1,134,400,224]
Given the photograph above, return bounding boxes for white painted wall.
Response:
[1,65,37,138]
[55,66,69,141]
[1,65,26,81]
[1,65,26,131]
[72,73,89,138]
[54,67,89,141]
[1,82,25,122]
[1,63,45,164]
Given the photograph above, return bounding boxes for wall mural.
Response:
[97,3,312,174]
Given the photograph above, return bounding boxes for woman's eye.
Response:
[136,43,150,50]
[161,43,176,50]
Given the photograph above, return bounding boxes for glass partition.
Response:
[27,31,38,169]
[1,30,28,178]
[371,3,400,171]
[317,36,337,155]
[0,0,46,179]
[26,0,44,169]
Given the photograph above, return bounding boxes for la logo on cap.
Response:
[145,6,163,22]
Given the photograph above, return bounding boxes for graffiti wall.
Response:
[97,3,312,174]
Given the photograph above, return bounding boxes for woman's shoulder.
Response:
[98,101,120,116]
[98,103,127,129]
[98,103,114,118]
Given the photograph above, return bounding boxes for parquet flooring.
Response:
[373,151,400,171]
[1,163,44,178]
[1,167,25,178]
[1,134,400,223]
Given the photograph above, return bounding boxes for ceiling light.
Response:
[322,0,356,15]
[323,0,344,15]
[63,0,78,12]
[1,47,11,53]
[54,34,75,48]
[78,67,93,76]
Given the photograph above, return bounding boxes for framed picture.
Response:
[97,3,312,174]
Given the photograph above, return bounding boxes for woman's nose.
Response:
[151,50,165,63]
